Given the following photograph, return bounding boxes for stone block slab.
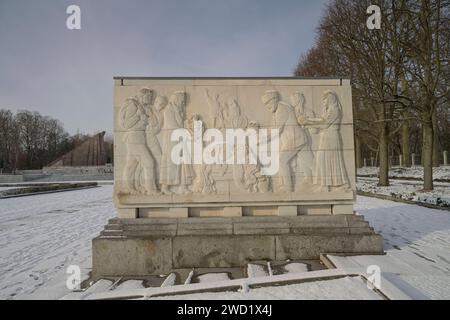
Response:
[275,234,384,260]
[92,237,172,276]
[117,208,137,219]
[332,204,354,215]
[172,235,276,269]
[91,214,384,277]
[278,206,298,216]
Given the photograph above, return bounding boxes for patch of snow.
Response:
[160,273,176,287]
[357,177,450,207]
[152,277,381,300]
[344,195,450,299]
[0,187,23,192]
[267,262,273,276]
[84,279,113,294]
[358,166,450,181]
[0,186,115,300]
[82,269,355,300]
[61,279,114,300]
[115,280,145,291]
[284,263,309,274]
[196,273,230,283]
[247,264,268,278]
[184,270,194,285]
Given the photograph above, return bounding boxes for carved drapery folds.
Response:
[118,86,350,196]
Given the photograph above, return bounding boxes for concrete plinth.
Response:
[92,215,383,278]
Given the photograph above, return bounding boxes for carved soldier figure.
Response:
[120,97,158,195]
[139,87,153,112]
[262,90,308,192]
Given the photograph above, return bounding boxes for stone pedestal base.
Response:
[92,215,383,278]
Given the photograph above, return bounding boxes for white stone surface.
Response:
[113,78,356,217]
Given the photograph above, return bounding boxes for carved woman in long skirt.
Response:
[159,91,193,195]
[308,91,349,192]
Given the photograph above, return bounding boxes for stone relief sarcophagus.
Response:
[113,77,356,218]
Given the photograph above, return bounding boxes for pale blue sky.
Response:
[0,0,329,134]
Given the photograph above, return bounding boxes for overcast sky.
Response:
[0,0,329,134]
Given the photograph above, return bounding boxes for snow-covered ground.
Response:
[0,187,23,192]
[352,196,450,299]
[357,166,450,207]
[0,185,449,300]
[152,276,381,300]
[358,166,450,181]
[357,177,450,207]
[0,185,115,299]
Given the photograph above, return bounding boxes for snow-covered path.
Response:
[355,196,450,264]
[350,196,450,299]
[0,186,449,299]
[0,186,115,299]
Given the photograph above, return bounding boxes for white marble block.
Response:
[113,78,356,217]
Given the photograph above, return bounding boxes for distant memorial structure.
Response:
[48,131,107,167]
[92,77,383,278]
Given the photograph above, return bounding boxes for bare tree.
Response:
[295,0,449,190]
[0,109,19,172]
[0,109,75,171]
[401,0,449,190]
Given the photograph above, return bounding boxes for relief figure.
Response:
[145,95,167,168]
[307,91,349,191]
[120,97,158,195]
[159,91,193,195]
[262,90,308,192]
[234,121,270,193]
[290,92,316,185]
[224,97,248,129]
[187,114,216,194]
[205,89,225,128]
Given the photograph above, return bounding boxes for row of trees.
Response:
[0,109,92,172]
[295,0,449,190]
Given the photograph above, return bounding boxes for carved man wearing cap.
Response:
[262,90,308,192]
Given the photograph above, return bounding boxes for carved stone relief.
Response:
[308,90,350,192]
[119,96,158,195]
[117,83,350,199]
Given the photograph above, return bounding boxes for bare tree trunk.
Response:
[421,147,424,166]
[400,73,411,167]
[432,111,440,167]
[378,122,390,186]
[401,112,412,167]
[355,135,362,169]
[422,113,434,190]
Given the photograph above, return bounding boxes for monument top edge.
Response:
[113,76,350,81]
